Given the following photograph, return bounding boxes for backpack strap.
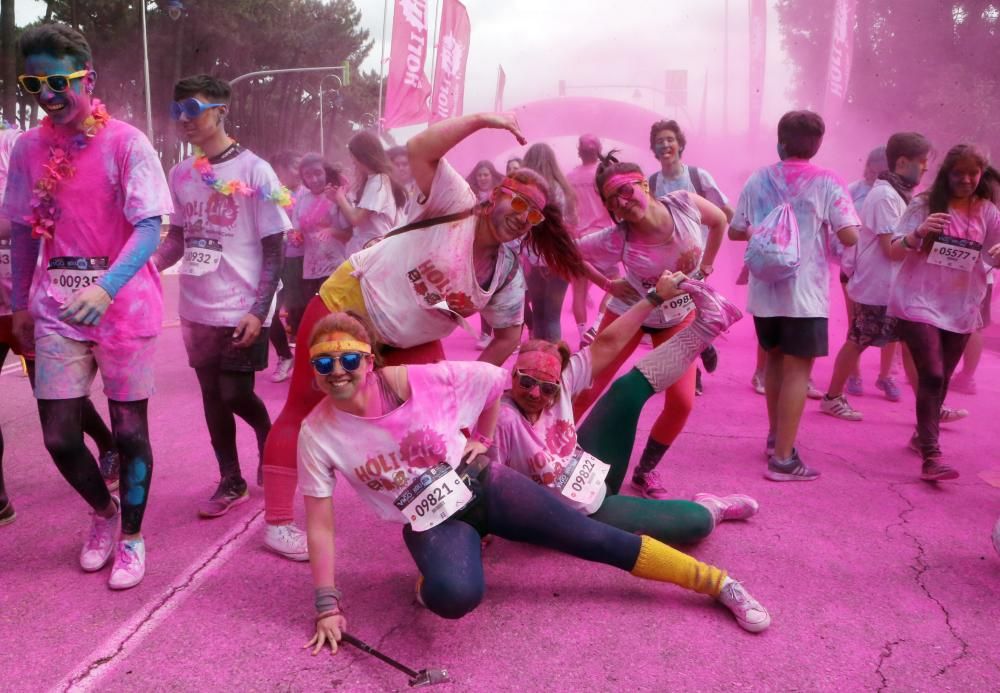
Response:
[382,207,475,240]
[648,172,660,195]
[496,244,521,293]
[688,166,705,197]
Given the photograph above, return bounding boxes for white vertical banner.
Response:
[823,0,857,122]
[429,0,470,122]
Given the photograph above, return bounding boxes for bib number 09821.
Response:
[393,462,473,532]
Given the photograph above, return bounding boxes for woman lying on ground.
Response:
[298,311,771,657]
[494,270,757,545]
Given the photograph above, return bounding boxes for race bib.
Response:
[393,462,473,532]
[553,448,610,507]
[181,237,223,277]
[46,256,108,304]
[0,238,10,279]
[659,291,695,323]
[927,236,981,273]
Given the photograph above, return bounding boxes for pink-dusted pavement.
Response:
[2,255,999,691]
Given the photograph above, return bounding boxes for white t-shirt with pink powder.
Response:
[888,197,1000,334]
[297,361,507,524]
[494,349,605,514]
[293,189,349,280]
[577,190,704,329]
[169,150,291,328]
[1,119,173,342]
[0,128,22,317]
[348,159,525,348]
[847,180,906,307]
[733,160,860,318]
[347,173,400,256]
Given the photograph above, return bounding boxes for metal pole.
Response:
[141,2,154,142]
[376,0,389,131]
[319,80,325,155]
[723,0,730,135]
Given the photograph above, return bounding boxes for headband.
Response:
[515,350,562,382]
[309,331,373,358]
[498,177,546,211]
[601,172,645,199]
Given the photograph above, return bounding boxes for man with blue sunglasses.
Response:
[153,75,292,541]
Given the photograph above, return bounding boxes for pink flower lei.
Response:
[192,149,293,209]
[29,98,111,240]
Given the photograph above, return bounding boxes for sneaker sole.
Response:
[820,409,863,422]
[109,572,144,590]
[736,613,772,633]
[764,470,819,482]
[198,491,250,519]
[630,481,672,500]
[920,469,960,482]
[81,550,115,572]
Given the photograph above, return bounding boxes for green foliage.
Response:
[9,0,380,163]
[776,0,1000,148]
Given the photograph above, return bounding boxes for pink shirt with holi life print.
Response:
[888,197,1000,334]
[296,361,507,524]
[493,349,605,514]
[733,160,859,319]
[1,119,173,341]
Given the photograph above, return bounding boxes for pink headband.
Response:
[498,177,546,211]
[515,350,562,382]
[601,172,645,199]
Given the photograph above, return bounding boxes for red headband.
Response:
[515,350,562,382]
[601,172,645,199]
[498,177,546,211]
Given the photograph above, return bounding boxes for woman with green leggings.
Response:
[494,270,757,545]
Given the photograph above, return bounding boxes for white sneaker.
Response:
[109,538,146,589]
[806,380,823,400]
[820,394,863,421]
[263,523,309,561]
[693,493,760,523]
[940,406,968,423]
[717,578,771,633]
[80,499,120,572]
[271,357,294,383]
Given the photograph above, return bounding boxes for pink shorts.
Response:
[34,332,157,401]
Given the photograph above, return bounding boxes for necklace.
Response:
[192,145,293,209]
[29,99,111,240]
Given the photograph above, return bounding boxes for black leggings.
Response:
[0,345,114,502]
[38,398,152,534]
[403,463,642,619]
[194,366,271,482]
[896,319,970,458]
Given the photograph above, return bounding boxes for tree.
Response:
[776,0,1000,151]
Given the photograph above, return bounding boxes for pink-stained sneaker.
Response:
[717,578,771,633]
[108,538,146,590]
[630,470,672,500]
[80,498,120,572]
[693,493,760,523]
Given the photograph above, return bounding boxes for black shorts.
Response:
[181,319,270,372]
[754,316,828,358]
[847,303,899,348]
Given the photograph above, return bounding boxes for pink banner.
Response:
[823,0,857,122]
[382,0,432,129]
[430,0,471,122]
[747,0,766,138]
[494,64,506,112]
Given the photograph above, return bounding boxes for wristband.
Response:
[470,430,493,449]
[900,235,915,250]
[315,586,343,614]
[315,609,342,622]
[645,289,666,307]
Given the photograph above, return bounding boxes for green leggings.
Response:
[578,368,713,544]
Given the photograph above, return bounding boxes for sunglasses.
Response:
[311,352,367,375]
[170,97,225,121]
[514,370,560,397]
[508,194,545,226]
[18,70,89,94]
[607,182,639,206]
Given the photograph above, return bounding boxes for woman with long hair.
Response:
[887,144,1000,481]
[520,143,578,341]
[259,113,586,562]
[328,131,406,255]
[466,160,504,203]
[572,151,727,499]
[298,310,770,657]
[295,153,352,300]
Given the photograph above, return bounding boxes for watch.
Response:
[645,289,666,307]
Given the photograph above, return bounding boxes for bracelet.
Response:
[315,609,342,622]
[470,430,494,449]
[900,234,915,250]
[315,586,343,614]
[645,288,666,307]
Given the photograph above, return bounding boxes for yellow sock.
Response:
[629,535,727,596]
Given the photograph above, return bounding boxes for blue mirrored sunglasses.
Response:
[170,97,224,121]
[311,352,366,375]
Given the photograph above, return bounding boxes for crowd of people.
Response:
[2,22,999,652]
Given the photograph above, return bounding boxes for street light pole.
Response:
[318,74,343,156]
[141,3,154,142]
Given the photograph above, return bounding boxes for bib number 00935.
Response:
[46,256,109,304]
[393,462,473,532]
